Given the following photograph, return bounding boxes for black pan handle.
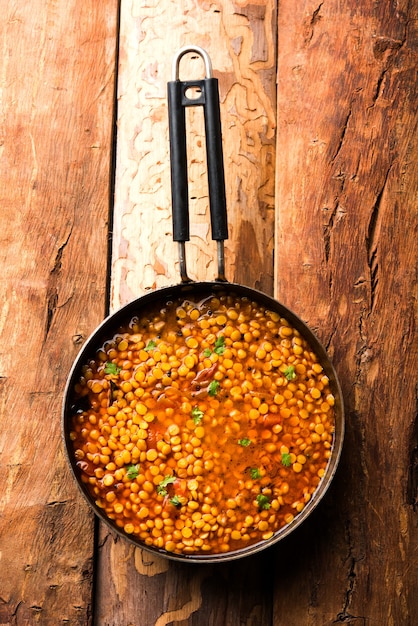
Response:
[167,46,228,281]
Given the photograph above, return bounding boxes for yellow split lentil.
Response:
[69,291,335,556]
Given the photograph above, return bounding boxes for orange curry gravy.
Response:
[69,291,335,556]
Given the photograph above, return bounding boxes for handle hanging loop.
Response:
[172,45,213,81]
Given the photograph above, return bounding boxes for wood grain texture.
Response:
[274,1,417,624]
[2,1,415,624]
[111,0,276,311]
[97,0,277,624]
[95,535,275,626]
[0,1,117,623]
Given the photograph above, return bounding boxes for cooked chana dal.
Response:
[69,291,335,556]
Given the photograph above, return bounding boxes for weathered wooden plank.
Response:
[95,537,275,625]
[111,0,276,308]
[0,1,117,623]
[274,1,417,624]
[96,0,277,623]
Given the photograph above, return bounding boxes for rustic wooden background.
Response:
[0,1,416,625]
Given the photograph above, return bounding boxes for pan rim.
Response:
[62,280,344,563]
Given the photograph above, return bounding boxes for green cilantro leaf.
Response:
[203,348,212,358]
[170,495,182,507]
[208,380,220,396]
[104,362,122,376]
[284,365,296,381]
[126,464,140,480]
[191,406,204,425]
[238,438,252,447]
[214,336,226,355]
[281,452,292,467]
[157,475,176,496]
[256,494,271,510]
[144,339,157,352]
[250,467,262,480]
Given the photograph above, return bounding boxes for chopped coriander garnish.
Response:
[250,467,262,480]
[208,380,220,396]
[169,495,182,507]
[126,464,140,480]
[144,339,157,352]
[157,475,176,496]
[284,365,296,381]
[191,406,204,425]
[214,336,226,355]
[281,452,292,467]
[256,494,271,510]
[104,362,122,376]
[238,438,252,447]
[203,348,212,357]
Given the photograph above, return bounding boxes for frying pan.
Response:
[62,46,344,563]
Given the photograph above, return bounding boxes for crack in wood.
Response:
[45,288,58,339]
[323,203,338,264]
[333,612,367,624]
[407,388,418,510]
[303,2,324,46]
[44,230,72,342]
[12,601,24,618]
[333,520,366,624]
[325,327,337,352]
[372,36,404,61]
[331,107,352,163]
[365,167,391,313]
[355,312,370,383]
[323,198,346,296]
[369,67,389,108]
[369,35,406,108]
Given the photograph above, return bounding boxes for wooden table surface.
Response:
[1,1,417,625]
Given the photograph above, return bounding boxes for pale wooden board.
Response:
[111,0,277,311]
